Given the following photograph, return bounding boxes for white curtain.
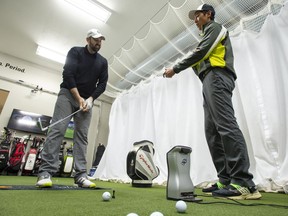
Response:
[96,4,288,192]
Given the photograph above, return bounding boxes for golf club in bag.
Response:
[37,109,81,131]
[126,140,160,187]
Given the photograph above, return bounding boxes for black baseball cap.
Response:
[188,4,215,20]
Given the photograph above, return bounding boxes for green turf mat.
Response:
[0,176,287,216]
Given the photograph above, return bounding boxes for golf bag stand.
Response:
[126,140,160,187]
[166,145,202,202]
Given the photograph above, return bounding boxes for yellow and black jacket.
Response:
[173,20,237,81]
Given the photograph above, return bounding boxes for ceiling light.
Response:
[36,45,66,64]
[64,0,111,23]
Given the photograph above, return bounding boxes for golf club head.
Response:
[37,118,48,131]
[20,135,30,143]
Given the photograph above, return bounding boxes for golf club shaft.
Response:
[42,109,82,131]
[49,109,82,128]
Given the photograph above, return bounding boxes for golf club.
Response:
[37,109,82,131]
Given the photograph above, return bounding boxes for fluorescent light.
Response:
[19,111,41,117]
[18,118,37,126]
[64,0,111,23]
[36,45,66,64]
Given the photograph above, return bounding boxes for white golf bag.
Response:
[126,140,160,187]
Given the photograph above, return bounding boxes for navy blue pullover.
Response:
[60,46,108,100]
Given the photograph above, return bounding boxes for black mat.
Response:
[0,185,111,190]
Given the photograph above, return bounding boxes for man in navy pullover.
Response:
[36,29,108,188]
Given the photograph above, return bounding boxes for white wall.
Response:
[96,4,288,192]
[0,52,112,170]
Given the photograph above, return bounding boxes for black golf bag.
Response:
[126,140,160,187]
[0,127,12,172]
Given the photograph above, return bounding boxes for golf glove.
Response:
[85,98,93,110]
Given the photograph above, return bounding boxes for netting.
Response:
[105,0,286,97]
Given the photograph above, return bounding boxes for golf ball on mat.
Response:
[175,200,187,213]
[150,212,164,216]
[126,213,139,216]
[102,191,111,201]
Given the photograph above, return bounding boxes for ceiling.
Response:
[0,0,172,97]
[0,0,284,99]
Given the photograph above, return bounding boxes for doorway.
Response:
[0,89,9,114]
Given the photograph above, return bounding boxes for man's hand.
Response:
[163,68,176,78]
[83,97,93,112]
[70,88,86,110]
[78,98,86,110]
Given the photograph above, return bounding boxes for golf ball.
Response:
[102,191,111,201]
[175,200,187,213]
[126,213,139,216]
[150,212,164,216]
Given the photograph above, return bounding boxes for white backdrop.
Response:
[96,4,288,192]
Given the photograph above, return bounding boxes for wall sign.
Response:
[0,60,25,73]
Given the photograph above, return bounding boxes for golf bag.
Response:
[166,145,201,202]
[61,145,74,177]
[33,138,45,175]
[126,140,160,187]
[55,141,66,177]
[88,143,106,178]
[22,137,44,175]
[92,143,106,168]
[7,135,30,173]
[0,127,12,172]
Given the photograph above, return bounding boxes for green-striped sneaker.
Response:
[202,182,226,193]
[212,183,262,200]
[36,174,52,188]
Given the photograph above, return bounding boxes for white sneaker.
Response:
[36,175,52,188]
[75,177,96,188]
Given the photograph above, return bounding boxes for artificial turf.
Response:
[0,176,287,216]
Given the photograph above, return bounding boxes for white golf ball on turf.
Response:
[126,213,139,216]
[102,191,111,201]
[150,211,164,216]
[175,200,187,213]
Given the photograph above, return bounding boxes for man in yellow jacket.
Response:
[163,4,261,200]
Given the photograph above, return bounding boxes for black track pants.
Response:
[202,68,255,187]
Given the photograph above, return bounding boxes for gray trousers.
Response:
[202,68,255,188]
[39,88,92,180]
